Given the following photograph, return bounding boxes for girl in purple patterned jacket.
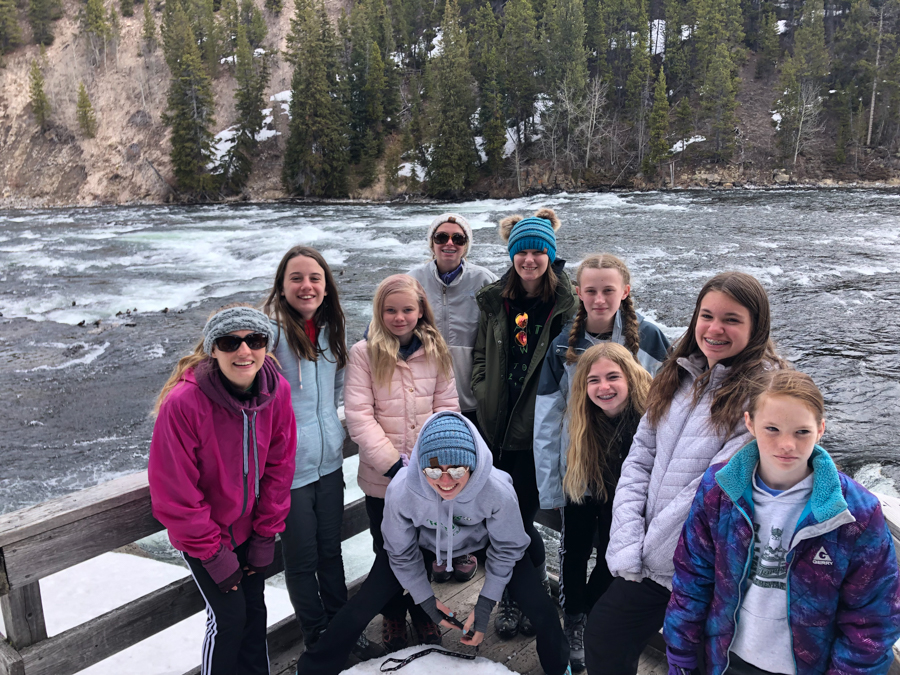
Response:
[664,370,900,675]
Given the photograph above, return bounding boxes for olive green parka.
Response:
[471,259,576,457]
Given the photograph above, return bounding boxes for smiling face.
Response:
[586,357,630,417]
[281,254,327,321]
[577,267,630,334]
[424,464,471,500]
[746,394,825,490]
[382,289,423,345]
[695,290,752,368]
[432,222,467,274]
[513,249,550,291]
[211,329,266,390]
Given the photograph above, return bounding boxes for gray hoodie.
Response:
[382,411,531,604]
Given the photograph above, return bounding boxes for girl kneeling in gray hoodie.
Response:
[295,411,570,675]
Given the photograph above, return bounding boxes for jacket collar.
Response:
[428,259,468,287]
[715,441,849,524]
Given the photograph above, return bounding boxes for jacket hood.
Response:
[715,440,849,524]
[193,356,281,415]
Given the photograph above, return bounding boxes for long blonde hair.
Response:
[153,302,273,415]
[567,254,640,363]
[563,342,652,503]
[367,275,452,388]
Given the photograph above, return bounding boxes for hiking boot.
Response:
[452,554,477,582]
[494,589,521,640]
[518,609,536,636]
[413,616,443,645]
[351,631,385,661]
[432,560,453,583]
[381,616,408,653]
[564,613,586,671]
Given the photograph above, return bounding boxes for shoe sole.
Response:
[453,569,476,582]
[570,659,586,672]
[432,571,452,583]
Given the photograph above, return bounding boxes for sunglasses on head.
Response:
[214,333,269,352]
[423,466,470,480]
[432,232,468,246]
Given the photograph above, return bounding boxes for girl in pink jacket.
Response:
[344,274,459,651]
[149,304,297,675]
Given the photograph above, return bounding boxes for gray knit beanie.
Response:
[203,307,274,355]
[417,413,478,471]
[426,213,473,258]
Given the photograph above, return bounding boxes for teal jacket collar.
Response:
[715,440,849,524]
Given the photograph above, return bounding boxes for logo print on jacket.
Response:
[812,546,833,565]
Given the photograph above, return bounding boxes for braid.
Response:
[619,294,641,356]
[566,303,587,364]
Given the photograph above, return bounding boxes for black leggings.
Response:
[296,547,569,675]
[559,496,614,616]
[495,448,544,569]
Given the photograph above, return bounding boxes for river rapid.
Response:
[2,189,900,516]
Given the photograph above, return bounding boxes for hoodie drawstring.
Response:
[252,411,260,501]
[434,500,456,571]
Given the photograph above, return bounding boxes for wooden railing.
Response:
[1,434,898,675]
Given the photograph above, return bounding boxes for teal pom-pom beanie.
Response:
[507,216,558,263]
[417,414,478,471]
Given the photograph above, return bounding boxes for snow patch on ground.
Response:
[650,19,665,55]
[429,28,444,57]
[777,19,789,34]
[271,90,292,117]
[343,645,514,675]
[670,135,705,153]
[399,162,425,181]
[771,111,782,130]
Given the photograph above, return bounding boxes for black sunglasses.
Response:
[214,333,269,352]
[433,232,468,246]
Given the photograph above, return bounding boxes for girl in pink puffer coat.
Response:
[344,274,459,651]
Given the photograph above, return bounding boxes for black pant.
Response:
[184,541,269,675]
[559,497,614,616]
[296,547,570,675]
[365,495,431,625]
[584,577,671,675]
[281,468,347,641]
[494,448,544,569]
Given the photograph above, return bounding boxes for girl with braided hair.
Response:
[534,253,669,670]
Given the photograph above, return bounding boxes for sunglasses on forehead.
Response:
[214,333,269,352]
[432,232,468,246]
[422,466,470,480]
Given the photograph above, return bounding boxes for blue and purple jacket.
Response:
[664,441,900,675]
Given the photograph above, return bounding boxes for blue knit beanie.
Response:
[502,208,561,264]
[417,414,478,471]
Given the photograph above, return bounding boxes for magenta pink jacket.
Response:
[148,359,297,562]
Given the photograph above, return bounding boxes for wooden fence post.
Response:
[0,583,47,651]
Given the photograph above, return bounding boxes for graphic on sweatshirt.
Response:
[748,524,788,590]
[427,519,461,537]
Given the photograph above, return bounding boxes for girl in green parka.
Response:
[471,207,576,640]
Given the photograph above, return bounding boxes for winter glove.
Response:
[473,595,496,636]
[202,544,242,593]
[666,646,699,675]
[246,533,276,574]
[417,596,446,626]
[384,457,404,478]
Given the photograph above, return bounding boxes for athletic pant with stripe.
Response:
[184,540,269,675]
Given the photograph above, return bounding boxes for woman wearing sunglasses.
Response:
[149,304,297,675]
[472,208,576,639]
[408,213,497,584]
[295,412,570,675]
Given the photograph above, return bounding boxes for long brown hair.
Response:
[367,275,453,388]
[567,253,640,363]
[263,246,348,370]
[645,272,787,434]
[563,343,652,503]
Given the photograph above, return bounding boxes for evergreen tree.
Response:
[500,0,541,147]
[29,0,59,45]
[76,82,98,137]
[663,0,688,94]
[282,0,349,196]
[220,24,270,192]
[83,0,112,66]
[701,40,737,160]
[482,84,507,174]
[240,0,266,47]
[120,0,133,18]
[542,0,588,97]
[425,0,478,195]
[221,0,239,55]
[673,94,693,157]
[29,58,51,128]
[347,1,372,161]
[0,0,22,54]
[141,0,157,53]
[186,0,218,73]
[625,0,650,114]
[755,6,778,78]
[585,0,610,82]
[648,68,670,177]
[265,0,282,13]
[359,41,385,186]
[161,0,217,194]
[469,4,499,92]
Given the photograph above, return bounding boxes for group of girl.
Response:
[148,207,900,675]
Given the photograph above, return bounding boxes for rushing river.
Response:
[2,189,900,517]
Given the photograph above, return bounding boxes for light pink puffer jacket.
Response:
[345,339,459,498]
